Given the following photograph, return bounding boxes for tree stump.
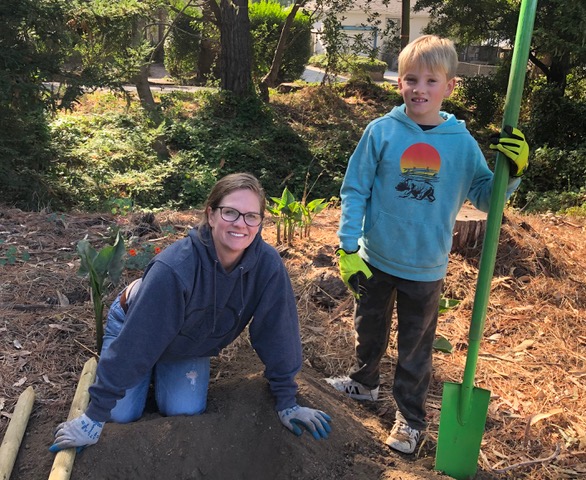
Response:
[451,204,487,253]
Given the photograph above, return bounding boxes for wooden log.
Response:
[276,82,304,93]
[0,386,35,480]
[451,204,488,253]
[48,357,98,480]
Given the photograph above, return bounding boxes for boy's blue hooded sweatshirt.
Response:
[339,104,520,282]
[86,226,302,422]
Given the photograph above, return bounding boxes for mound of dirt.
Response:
[65,347,451,480]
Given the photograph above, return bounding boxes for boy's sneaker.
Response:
[324,376,379,401]
[385,419,421,454]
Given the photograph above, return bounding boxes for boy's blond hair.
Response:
[398,35,459,79]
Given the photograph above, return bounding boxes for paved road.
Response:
[43,64,399,94]
[301,65,399,85]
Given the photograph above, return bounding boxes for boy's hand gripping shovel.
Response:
[434,1,538,478]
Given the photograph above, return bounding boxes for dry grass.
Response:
[1,205,585,479]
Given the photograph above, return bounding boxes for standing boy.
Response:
[326,35,528,454]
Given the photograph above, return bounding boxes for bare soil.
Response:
[1,205,585,480]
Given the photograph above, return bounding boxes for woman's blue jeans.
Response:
[101,297,211,424]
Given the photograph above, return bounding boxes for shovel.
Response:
[434,1,538,478]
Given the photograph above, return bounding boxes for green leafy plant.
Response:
[0,241,31,266]
[300,198,329,238]
[77,230,126,352]
[267,187,299,245]
[268,188,328,245]
[125,243,162,271]
[107,197,134,216]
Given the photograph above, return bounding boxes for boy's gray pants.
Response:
[348,262,443,431]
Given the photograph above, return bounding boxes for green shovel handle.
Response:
[459,0,538,418]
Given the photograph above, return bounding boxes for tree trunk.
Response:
[129,18,167,157]
[400,0,410,49]
[451,204,487,253]
[220,0,252,96]
[259,0,305,101]
[133,64,160,120]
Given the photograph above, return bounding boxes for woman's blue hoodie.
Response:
[86,226,302,421]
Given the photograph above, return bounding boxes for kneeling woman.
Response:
[50,173,331,451]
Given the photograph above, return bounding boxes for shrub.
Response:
[524,81,586,150]
[309,53,388,78]
[47,108,162,210]
[527,145,586,190]
[453,74,504,128]
[345,55,388,75]
[164,90,316,201]
[249,0,312,83]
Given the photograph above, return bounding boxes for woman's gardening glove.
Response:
[489,125,529,177]
[49,413,104,452]
[278,405,332,440]
[335,248,373,298]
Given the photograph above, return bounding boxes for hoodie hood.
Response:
[188,225,262,277]
[389,104,468,135]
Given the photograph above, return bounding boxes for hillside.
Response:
[0,204,585,479]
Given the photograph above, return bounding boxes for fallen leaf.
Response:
[13,377,27,387]
[513,339,535,352]
[433,335,453,353]
[56,290,70,306]
[305,325,325,333]
[524,408,564,444]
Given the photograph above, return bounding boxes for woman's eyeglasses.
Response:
[214,206,263,227]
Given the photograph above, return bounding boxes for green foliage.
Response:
[453,74,505,128]
[346,55,388,75]
[0,0,67,208]
[514,146,586,212]
[164,90,315,202]
[523,81,586,150]
[267,187,328,244]
[249,0,312,83]
[309,53,388,76]
[164,8,203,85]
[64,0,156,89]
[438,297,460,314]
[37,73,586,217]
[0,240,31,266]
[77,231,126,352]
[47,106,163,210]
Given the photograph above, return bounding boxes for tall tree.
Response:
[414,0,586,94]
[219,0,253,95]
[0,0,68,207]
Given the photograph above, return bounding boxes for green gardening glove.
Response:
[335,248,373,298]
[489,125,529,177]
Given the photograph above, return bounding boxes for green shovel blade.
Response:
[435,382,491,479]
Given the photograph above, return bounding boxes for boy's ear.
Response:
[444,77,457,97]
